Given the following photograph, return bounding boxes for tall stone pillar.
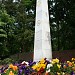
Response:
[34,0,52,61]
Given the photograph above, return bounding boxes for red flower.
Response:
[39,68,45,73]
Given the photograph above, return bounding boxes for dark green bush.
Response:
[1,58,15,65]
[0,60,2,65]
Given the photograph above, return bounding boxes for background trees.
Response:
[0,0,75,59]
[48,0,75,51]
[0,4,15,59]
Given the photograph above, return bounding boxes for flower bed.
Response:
[0,58,75,75]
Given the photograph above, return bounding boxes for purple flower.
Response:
[21,65,26,70]
[25,68,30,75]
[0,67,4,73]
[18,69,23,75]
[71,71,75,75]
[4,65,8,70]
[28,61,36,66]
[0,65,9,74]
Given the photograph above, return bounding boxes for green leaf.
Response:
[0,34,7,38]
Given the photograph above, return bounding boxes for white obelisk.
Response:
[34,0,52,61]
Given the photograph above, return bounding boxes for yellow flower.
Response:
[4,69,8,73]
[32,58,47,71]
[74,64,75,66]
[32,64,37,70]
[51,61,55,64]
[57,72,60,75]
[52,58,59,64]
[40,63,46,69]
[72,62,74,65]
[9,64,13,69]
[71,58,75,61]
[55,58,59,63]
[9,71,14,75]
[36,66,41,71]
[62,72,65,75]
[72,58,75,61]
[72,58,74,61]
[67,61,70,63]
[39,58,45,64]
[57,64,61,69]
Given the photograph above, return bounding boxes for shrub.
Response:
[1,58,15,65]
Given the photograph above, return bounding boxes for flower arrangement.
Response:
[0,58,75,75]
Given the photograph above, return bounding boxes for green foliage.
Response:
[50,63,60,73]
[0,4,15,58]
[48,0,75,51]
[3,0,35,53]
[0,0,35,59]
[0,0,75,59]
[0,60,2,65]
[2,58,14,64]
[0,58,15,65]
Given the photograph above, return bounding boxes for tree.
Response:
[3,0,36,53]
[48,0,75,51]
[0,3,15,59]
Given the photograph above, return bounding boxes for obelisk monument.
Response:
[34,0,52,61]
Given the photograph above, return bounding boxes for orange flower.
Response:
[13,66,18,71]
[68,62,72,67]
[72,67,75,71]
[9,71,14,75]
[9,64,18,71]
[45,72,49,75]
[63,65,67,69]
